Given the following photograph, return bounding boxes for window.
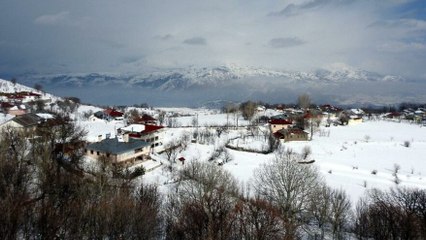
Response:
[97,151,100,156]
[90,150,94,154]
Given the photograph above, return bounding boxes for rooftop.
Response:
[86,137,150,155]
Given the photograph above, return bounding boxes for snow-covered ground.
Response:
[68,105,426,204]
[140,116,426,204]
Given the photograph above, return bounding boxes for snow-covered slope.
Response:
[0,78,60,102]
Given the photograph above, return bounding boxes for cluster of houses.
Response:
[265,104,367,142]
[383,108,426,125]
[0,104,165,166]
[0,91,49,116]
[85,108,165,165]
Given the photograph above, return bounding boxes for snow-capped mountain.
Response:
[6,64,423,107]
[17,65,405,91]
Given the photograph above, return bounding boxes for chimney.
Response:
[98,134,103,142]
[123,133,129,143]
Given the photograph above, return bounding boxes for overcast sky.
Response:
[1,0,426,79]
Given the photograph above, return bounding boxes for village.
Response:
[1,79,426,178]
[2,79,426,239]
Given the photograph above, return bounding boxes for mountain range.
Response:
[9,65,426,107]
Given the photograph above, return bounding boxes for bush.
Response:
[403,140,410,148]
[131,166,146,178]
[371,169,377,175]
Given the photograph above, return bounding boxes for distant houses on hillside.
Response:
[0,91,50,116]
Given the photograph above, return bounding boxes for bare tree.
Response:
[240,101,257,121]
[297,94,311,110]
[158,111,166,126]
[234,196,285,240]
[253,148,322,239]
[329,189,352,240]
[166,161,240,240]
[308,184,332,240]
[355,188,426,240]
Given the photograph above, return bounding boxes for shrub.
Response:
[131,166,146,178]
[403,140,410,148]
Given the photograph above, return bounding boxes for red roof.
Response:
[142,125,164,134]
[178,157,185,161]
[269,119,292,125]
[133,114,157,123]
[141,114,156,121]
[104,108,123,117]
[304,112,313,119]
[1,102,14,108]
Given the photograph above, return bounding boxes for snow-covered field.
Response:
[140,115,426,204]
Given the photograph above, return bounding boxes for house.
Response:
[85,135,150,164]
[7,104,28,116]
[119,124,165,151]
[274,127,309,142]
[348,116,363,125]
[269,119,293,133]
[104,108,124,121]
[0,102,14,113]
[90,108,124,121]
[0,113,41,132]
[132,114,157,125]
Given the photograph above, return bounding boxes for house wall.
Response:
[270,124,291,133]
[133,130,165,152]
[284,134,308,142]
[348,118,363,125]
[86,146,150,164]
[0,121,36,132]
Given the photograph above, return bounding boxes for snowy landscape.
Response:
[1,77,426,239]
[2,1,426,238]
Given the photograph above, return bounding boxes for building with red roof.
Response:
[120,124,165,152]
[103,108,124,120]
[269,119,293,133]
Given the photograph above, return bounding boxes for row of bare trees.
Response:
[164,149,353,240]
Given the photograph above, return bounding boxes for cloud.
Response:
[369,18,426,32]
[267,37,305,48]
[160,34,173,40]
[183,37,207,45]
[34,11,70,25]
[270,0,354,16]
[378,41,426,52]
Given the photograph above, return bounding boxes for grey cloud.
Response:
[183,37,207,45]
[268,37,305,48]
[161,34,173,40]
[34,11,70,25]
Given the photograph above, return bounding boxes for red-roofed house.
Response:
[120,124,165,152]
[269,119,293,133]
[104,108,124,120]
[132,114,157,125]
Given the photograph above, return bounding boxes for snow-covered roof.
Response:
[121,124,145,132]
